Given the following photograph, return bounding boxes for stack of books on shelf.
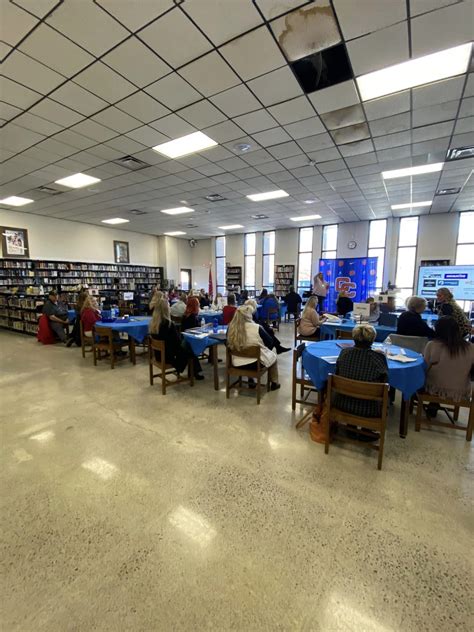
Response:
[274,264,295,298]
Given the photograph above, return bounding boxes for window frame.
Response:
[394,216,419,305]
[321,224,338,260]
[244,232,256,291]
[215,236,226,295]
[456,211,474,265]
[368,219,387,292]
[262,230,275,291]
[297,226,313,295]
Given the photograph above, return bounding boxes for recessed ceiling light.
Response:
[164,231,186,236]
[303,199,317,204]
[0,195,34,206]
[234,142,252,152]
[160,207,195,215]
[218,224,244,230]
[247,190,289,202]
[391,201,432,210]
[153,131,217,159]
[357,42,472,101]
[101,218,130,224]
[205,193,227,202]
[128,209,147,215]
[290,214,322,221]
[382,163,443,180]
[55,173,101,189]
[251,214,269,219]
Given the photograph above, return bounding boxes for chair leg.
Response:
[161,366,166,395]
[467,405,473,442]
[415,396,422,432]
[93,346,97,366]
[453,405,460,422]
[149,361,154,386]
[226,371,230,399]
[257,374,261,405]
[324,417,330,454]
[378,427,386,471]
[291,374,296,411]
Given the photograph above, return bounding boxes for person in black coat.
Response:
[149,298,204,379]
[284,286,302,318]
[336,291,353,316]
[397,296,435,338]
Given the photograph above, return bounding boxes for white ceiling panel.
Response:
[1,50,65,95]
[49,82,108,117]
[102,37,171,88]
[145,73,202,110]
[0,76,41,110]
[247,66,303,106]
[346,21,409,75]
[115,92,170,124]
[73,62,137,103]
[411,0,474,56]
[332,0,406,40]
[179,52,240,97]
[309,80,360,114]
[210,84,262,118]
[0,0,38,47]
[95,0,174,32]
[28,98,84,127]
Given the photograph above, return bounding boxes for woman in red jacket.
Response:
[80,295,101,336]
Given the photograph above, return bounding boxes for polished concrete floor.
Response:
[1,326,473,632]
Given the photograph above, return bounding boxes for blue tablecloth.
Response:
[199,310,223,324]
[389,311,438,322]
[95,316,151,343]
[67,309,76,321]
[302,340,426,401]
[320,319,396,342]
[183,327,226,355]
[256,303,287,318]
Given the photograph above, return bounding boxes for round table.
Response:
[199,310,223,324]
[320,319,396,342]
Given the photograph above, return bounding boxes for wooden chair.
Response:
[292,343,319,428]
[294,318,319,347]
[415,390,473,441]
[148,338,194,395]
[92,326,131,369]
[226,345,270,404]
[325,374,390,470]
[335,329,353,340]
[285,307,301,323]
[80,320,93,358]
[266,307,280,331]
[171,315,183,331]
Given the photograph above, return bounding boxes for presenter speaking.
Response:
[313,272,329,313]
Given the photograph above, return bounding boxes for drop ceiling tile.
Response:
[459,97,474,118]
[182,0,263,46]
[309,80,359,114]
[1,51,65,95]
[267,95,315,125]
[179,52,240,97]
[14,111,63,136]
[412,121,455,143]
[95,0,174,32]
[283,116,325,139]
[233,110,279,134]
[464,73,474,98]
[270,1,341,62]
[1,1,38,47]
[412,100,459,126]
[210,84,261,118]
[53,129,96,150]
[47,0,128,56]
[125,125,168,146]
[413,76,465,110]
[49,82,109,117]
[454,116,474,134]
[279,154,308,168]
[74,62,136,103]
[252,127,292,147]
[145,73,202,110]
[0,102,22,122]
[306,147,341,162]
[256,0,312,20]
[332,0,406,40]
[90,107,142,134]
[374,130,411,150]
[102,37,171,88]
[71,119,117,143]
[411,1,474,56]
[369,112,411,137]
[115,92,170,124]
[29,98,84,127]
[138,8,211,68]
[12,0,59,19]
[346,21,409,75]
[331,123,370,144]
[268,140,302,158]
[205,121,248,143]
[412,137,450,156]
[0,123,45,153]
[298,132,335,152]
[0,77,41,111]
[339,139,374,157]
[148,113,195,138]
[247,66,303,106]
[450,131,474,148]
[363,91,410,120]
[179,100,227,129]
[220,26,286,81]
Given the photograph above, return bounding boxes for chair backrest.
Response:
[227,345,261,369]
[328,373,388,401]
[292,342,306,378]
[92,325,113,344]
[149,337,166,366]
[389,334,428,354]
[336,329,353,340]
[379,312,398,327]
[267,307,279,320]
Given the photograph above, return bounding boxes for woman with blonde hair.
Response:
[149,298,204,379]
[298,295,325,337]
[227,305,280,390]
[436,287,470,338]
[80,294,101,337]
[149,287,164,312]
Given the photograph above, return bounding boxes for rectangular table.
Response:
[95,316,151,364]
[183,326,227,390]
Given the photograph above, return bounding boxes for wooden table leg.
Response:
[399,398,409,438]
[129,337,136,365]
[212,345,219,390]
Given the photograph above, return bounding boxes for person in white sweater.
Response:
[227,305,280,390]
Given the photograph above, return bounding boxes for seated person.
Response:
[298,296,324,337]
[168,287,178,302]
[284,286,302,318]
[245,299,289,354]
[257,288,268,302]
[181,296,201,331]
[379,295,396,314]
[366,297,380,323]
[42,291,68,342]
[227,305,280,391]
[149,298,204,380]
[239,289,249,305]
[423,317,473,406]
[56,292,69,318]
[435,287,471,338]
[170,292,187,318]
[336,291,353,317]
[259,292,279,322]
[80,295,101,337]
[149,288,163,313]
[199,292,211,309]
[334,324,389,418]
[212,292,226,311]
[397,296,435,338]
[223,293,237,325]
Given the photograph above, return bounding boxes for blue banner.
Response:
[319,257,378,312]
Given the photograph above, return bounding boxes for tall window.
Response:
[395,217,419,305]
[297,227,313,295]
[322,225,338,259]
[215,236,226,295]
[244,233,256,291]
[456,211,474,264]
[368,219,387,292]
[262,231,275,291]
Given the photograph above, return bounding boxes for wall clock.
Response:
[347,240,357,249]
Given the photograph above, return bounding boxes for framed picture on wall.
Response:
[114,240,129,263]
[1,226,29,258]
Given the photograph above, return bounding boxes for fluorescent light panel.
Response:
[290,214,322,221]
[101,218,130,224]
[357,43,472,101]
[382,163,443,179]
[153,131,217,158]
[391,201,432,210]
[55,173,101,188]
[219,224,243,229]
[160,207,194,215]
[164,231,186,236]
[247,190,289,202]
[0,196,34,206]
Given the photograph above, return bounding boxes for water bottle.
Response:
[200,317,205,329]
[213,317,218,332]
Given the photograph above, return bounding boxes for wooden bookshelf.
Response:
[274,264,295,298]
[226,265,242,292]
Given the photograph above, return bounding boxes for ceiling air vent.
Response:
[36,185,62,195]
[113,155,151,170]
[435,187,461,196]
[128,209,147,215]
[251,214,269,219]
[446,146,474,162]
[205,193,227,202]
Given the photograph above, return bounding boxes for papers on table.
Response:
[321,356,339,363]
[387,354,417,363]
